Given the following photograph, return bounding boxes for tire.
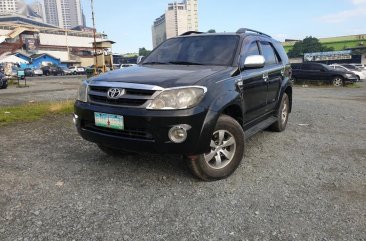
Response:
[356,76,360,82]
[270,93,290,132]
[332,76,344,87]
[187,115,245,181]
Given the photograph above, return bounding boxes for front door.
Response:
[239,41,268,124]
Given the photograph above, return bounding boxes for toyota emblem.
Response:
[107,88,125,99]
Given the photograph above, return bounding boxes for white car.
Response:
[329,64,365,81]
[120,64,136,69]
[69,66,85,75]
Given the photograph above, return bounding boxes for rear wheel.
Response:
[270,93,289,132]
[332,76,344,87]
[187,115,245,181]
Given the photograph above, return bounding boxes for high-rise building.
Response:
[184,0,198,31]
[152,0,198,48]
[0,0,18,14]
[30,1,44,21]
[43,0,83,29]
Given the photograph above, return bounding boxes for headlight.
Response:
[147,86,207,110]
[345,74,354,78]
[76,80,88,102]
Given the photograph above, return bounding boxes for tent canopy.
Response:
[0,55,29,64]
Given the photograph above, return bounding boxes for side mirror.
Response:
[137,56,145,64]
[243,55,265,69]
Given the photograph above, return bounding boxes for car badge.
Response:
[107,88,125,99]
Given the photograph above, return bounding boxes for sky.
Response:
[42,0,366,53]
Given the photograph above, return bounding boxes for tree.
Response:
[287,36,334,58]
[207,29,216,33]
[139,47,151,56]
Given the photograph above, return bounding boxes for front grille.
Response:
[83,121,154,141]
[88,85,157,107]
[89,95,146,106]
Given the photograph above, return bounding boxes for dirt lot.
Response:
[0,76,83,106]
[0,82,365,240]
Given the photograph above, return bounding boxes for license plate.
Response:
[94,112,124,130]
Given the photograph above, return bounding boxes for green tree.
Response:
[287,36,334,58]
[207,29,216,33]
[139,47,152,56]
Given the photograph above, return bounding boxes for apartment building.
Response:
[43,0,83,29]
[0,0,18,14]
[152,0,198,48]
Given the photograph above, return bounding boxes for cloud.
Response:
[318,0,366,23]
[319,7,366,23]
[272,34,287,41]
[351,0,366,4]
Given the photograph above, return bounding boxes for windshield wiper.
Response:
[168,61,203,65]
[142,62,170,65]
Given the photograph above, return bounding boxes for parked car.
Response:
[69,66,85,75]
[61,66,72,75]
[74,28,293,180]
[120,64,136,69]
[291,62,357,86]
[0,72,7,89]
[329,64,365,81]
[349,63,366,70]
[33,68,43,76]
[24,68,34,77]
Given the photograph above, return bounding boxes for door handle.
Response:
[263,73,269,82]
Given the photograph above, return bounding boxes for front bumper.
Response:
[74,101,218,154]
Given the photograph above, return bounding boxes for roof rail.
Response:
[236,28,271,38]
[180,31,203,36]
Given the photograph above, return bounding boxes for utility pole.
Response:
[91,0,98,74]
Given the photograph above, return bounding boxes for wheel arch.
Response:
[284,86,293,113]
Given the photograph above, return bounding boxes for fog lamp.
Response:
[168,125,191,143]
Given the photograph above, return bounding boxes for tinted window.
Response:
[311,64,324,71]
[302,64,312,70]
[143,35,239,66]
[245,42,260,56]
[260,42,277,65]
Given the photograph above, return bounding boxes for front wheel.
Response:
[187,115,245,181]
[332,76,344,87]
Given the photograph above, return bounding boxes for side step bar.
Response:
[245,116,277,140]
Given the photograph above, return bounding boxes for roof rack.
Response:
[180,31,204,36]
[236,28,271,38]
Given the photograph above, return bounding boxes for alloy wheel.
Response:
[204,130,236,169]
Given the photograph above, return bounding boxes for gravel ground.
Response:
[0,76,84,106]
[0,83,365,240]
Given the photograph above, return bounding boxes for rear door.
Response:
[259,41,283,111]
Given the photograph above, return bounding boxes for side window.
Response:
[311,64,324,71]
[245,42,260,57]
[260,41,277,66]
[302,64,312,70]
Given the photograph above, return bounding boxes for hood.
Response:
[89,65,229,88]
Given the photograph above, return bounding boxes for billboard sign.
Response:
[304,50,352,62]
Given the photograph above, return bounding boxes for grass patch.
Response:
[345,83,361,88]
[0,100,74,127]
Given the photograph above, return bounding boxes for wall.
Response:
[39,33,103,48]
[37,50,69,61]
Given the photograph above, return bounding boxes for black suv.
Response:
[291,62,357,87]
[74,28,293,180]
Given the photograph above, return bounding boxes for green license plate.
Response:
[94,112,124,130]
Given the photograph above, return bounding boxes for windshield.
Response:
[143,35,239,66]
